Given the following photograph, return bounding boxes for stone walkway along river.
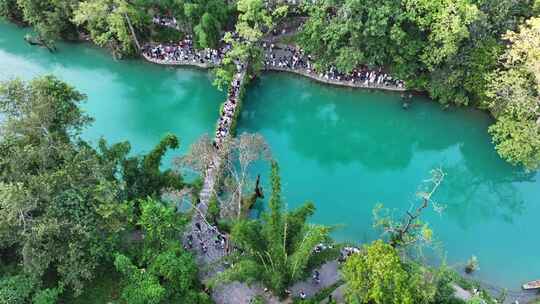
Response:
[142,47,407,92]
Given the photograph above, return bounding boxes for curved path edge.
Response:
[141,53,407,93]
[264,66,406,92]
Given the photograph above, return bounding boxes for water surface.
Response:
[0,21,223,163]
[1,21,539,290]
[238,74,540,289]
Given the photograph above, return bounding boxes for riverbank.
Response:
[141,52,407,92]
[141,24,405,92]
[141,52,216,69]
[264,66,406,92]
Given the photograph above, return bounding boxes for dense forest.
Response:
[1,0,540,303]
[0,76,212,303]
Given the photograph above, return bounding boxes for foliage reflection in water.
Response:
[238,73,540,289]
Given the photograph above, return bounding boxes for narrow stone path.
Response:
[290,261,341,299]
[141,37,407,92]
[183,68,247,280]
[175,65,285,304]
[452,284,474,302]
[212,282,285,304]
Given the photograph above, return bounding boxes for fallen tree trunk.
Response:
[24,35,55,52]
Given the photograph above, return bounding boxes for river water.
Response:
[1,21,539,290]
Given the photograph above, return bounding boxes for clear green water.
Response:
[0,21,224,162]
[2,21,540,290]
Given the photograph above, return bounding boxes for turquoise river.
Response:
[1,21,539,290]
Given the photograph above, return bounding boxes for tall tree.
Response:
[0,76,127,295]
[215,162,331,294]
[176,133,271,218]
[182,0,231,48]
[342,240,437,304]
[373,169,445,248]
[483,17,540,169]
[194,12,221,49]
[299,0,478,82]
[299,0,416,74]
[114,133,183,201]
[213,0,281,87]
[73,0,146,57]
[426,0,531,105]
[404,0,479,71]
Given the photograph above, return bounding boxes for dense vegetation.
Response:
[343,240,440,304]
[0,75,495,304]
[112,198,211,304]
[216,162,331,294]
[0,76,204,303]
[1,0,540,302]
[0,0,234,56]
[298,0,540,169]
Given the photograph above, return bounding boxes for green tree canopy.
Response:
[216,162,331,294]
[299,0,478,80]
[114,253,166,304]
[342,240,437,304]
[73,0,146,57]
[16,0,80,47]
[483,17,540,169]
[0,274,35,304]
[0,0,23,21]
[181,0,231,48]
[194,12,221,49]
[114,198,210,304]
[0,76,189,299]
[0,76,126,295]
[105,133,183,202]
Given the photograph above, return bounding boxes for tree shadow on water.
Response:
[439,161,533,229]
[242,74,482,173]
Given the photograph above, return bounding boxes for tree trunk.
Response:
[124,12,141,51]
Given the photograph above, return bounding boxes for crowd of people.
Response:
[152,15,179,30]
[142,37,227,67]
[313,242,333,254]
[142,38,404,92]
[214,67,245,147]
[338,246,361,263]
[262,43,405,89]
[185,220,229,259]
[148,14,406,90]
